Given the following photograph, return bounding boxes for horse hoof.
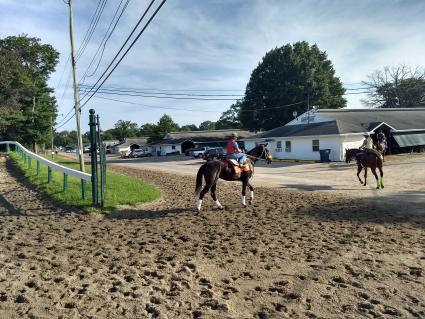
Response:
[217,206,224,211]
[249,200,253,205]
[381,185,384,189]
[242,205,247,208]
[376,186,380,189]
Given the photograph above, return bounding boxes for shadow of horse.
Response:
[106,208,190,220]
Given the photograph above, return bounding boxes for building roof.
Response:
[246,121,339,139]
[246,108,425,139]
[163,129,253,140]
[112,137,149,147]
[152,129,254,145]
[317,108,425,133]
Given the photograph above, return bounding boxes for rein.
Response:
[246,148,267,162]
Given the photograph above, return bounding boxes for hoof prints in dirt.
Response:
[1,160,425,318]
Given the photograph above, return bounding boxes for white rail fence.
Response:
[0,141,91,199]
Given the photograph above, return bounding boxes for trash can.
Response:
[319,149,331,162]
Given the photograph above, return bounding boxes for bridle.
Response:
[246,147,271,162]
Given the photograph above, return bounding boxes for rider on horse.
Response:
[377,130,387,146]
[226,132,246,165]
[356,132,382,164]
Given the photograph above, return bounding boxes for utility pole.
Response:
[67,0,85,172]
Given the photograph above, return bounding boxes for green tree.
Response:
[113,120,139,140]
[199,120,216,131]
[180,124,198,131]
[140,123,158,137]
[239,41,345,131]
[156,114,179,136]
[362,65,425,108]
[216,101,241,129]
[0,35,59,150]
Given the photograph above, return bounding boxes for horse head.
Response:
[345,148,360,163]
[247,144,272,164]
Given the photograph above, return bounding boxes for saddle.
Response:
[225,159,251,174]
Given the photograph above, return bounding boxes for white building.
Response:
[111,137,149,155]
[243,108,425,162]
[149,130,254,156]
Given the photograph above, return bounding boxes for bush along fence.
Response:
[0,109,106,209]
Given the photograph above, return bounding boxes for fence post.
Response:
[97,114,106,209]
[48,166,52,183]
[81,180,87,199]
[89,109,98,208]
[36,161,40,176]
[6,143,10,152]
[63,173,68,192]
[28,157,32,169]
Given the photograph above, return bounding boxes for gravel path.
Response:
[0,155,424,318]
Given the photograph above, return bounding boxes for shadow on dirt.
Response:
[297,190,425,228]
[106,208,190,220]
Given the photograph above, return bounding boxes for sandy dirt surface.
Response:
[1,154,425,318]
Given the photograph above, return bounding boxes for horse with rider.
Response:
[345,132,385,189]
[195,132,272,212]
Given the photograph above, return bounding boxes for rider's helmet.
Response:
[231,132,238,138]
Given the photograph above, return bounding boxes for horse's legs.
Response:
[371,166,380,189]
[210,182,223,210]
[378,164,384,188]
[247,181,254,205]
[197,174,215,212]
[363,167,368,186]
[357,165,363,184]
[241,179,247,208]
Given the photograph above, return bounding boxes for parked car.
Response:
[192,147,210,158]
[203,147,225,161]
[130,149,152,158]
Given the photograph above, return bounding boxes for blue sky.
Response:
[1,0,425,131]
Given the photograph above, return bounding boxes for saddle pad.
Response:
[229,159,239,166]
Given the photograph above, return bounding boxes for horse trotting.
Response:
[345,148,384,189]
[195,144,272,213]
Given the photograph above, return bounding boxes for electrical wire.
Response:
[78,89,240,101]
[80,0,130,84]
[78,85,243,97]
[76,0,109,60]
[79,0,158,103]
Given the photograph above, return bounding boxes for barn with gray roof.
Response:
[243,108,425,161]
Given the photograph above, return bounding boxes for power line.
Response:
[79,85,243,97]
[78,88,241,100]
[57,0,167,129]
[80,84,245,92]
[76,0,108,60]
[79,0,158,103]
[93,95,306,113]
[80,0,167,108]
[80,0,130,84]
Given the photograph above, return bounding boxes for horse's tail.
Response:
[195,163,206,197]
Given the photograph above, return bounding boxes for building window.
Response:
[172,145,176,150]
[312,140,320,152]
[276,141,282,148]
[285,141,291,152]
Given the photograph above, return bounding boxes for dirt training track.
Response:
[0,155,424,318]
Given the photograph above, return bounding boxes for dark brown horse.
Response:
[195,144,273,212]
[345,148,384,189]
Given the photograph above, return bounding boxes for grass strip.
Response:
[9,152,161,211]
